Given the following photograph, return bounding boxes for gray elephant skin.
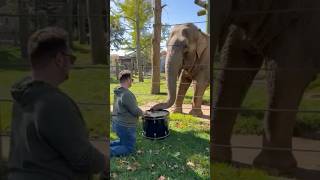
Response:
[151,23,210,117]
[211,0,320,173]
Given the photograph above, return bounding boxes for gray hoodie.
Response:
[8,76,106,180]
[112,87,143,127]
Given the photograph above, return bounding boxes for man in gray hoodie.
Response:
[8,27,108,180]
[111,70,144,157]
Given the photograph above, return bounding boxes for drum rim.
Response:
[143,109,170,118]
[142,116,169,120]
[141,131,170,140]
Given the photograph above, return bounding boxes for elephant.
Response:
[211,0,320,173]
[151,23,210,117]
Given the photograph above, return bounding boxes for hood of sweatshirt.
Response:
[11,76,56,107]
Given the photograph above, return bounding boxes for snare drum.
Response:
[142,110,170,140]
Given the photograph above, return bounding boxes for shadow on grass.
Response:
[230,161,320,180]
[111,128,210,179]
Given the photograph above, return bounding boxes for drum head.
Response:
[144,110,169,118]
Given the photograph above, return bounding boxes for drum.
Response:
[142,110,170,140]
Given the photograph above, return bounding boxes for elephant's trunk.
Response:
[164,51,182,108]
[151,47,183,110]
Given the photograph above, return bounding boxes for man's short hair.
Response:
[119,70,132,83]
[27,27,69,69]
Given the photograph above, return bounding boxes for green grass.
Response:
[212,163,277,180]
[110,113,210,179]
[232,84,320,136]
[110,76,211,106]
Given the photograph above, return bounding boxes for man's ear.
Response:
[54,52,65,68]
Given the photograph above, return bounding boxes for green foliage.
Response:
[116,0,152,45]
[112,0,153,63]
[110,5,126,50]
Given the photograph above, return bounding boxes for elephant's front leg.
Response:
[173,70,192,113]
[253,61,317,173]
[212,26,264,163]
[189,79,208,117]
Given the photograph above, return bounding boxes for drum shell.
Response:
[142,111,169,140]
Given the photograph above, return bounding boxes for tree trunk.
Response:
[87,0,107,64]
[151,0,161,94]
[78,0,87,44]
[18,0,29,60]
[104,0,110,176]
[66,0,73,48]
[136,0,143,82]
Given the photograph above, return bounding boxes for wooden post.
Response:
[104,0,110,176]
[151,0,161,94]
[66,0,73,48]
[87,0,107,64]
[78,0,87,44]
[18,0,29,59]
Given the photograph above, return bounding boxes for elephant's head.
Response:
[151,23,209,110]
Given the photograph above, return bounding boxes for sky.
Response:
[111,0,207,56]
[161,0,207,32]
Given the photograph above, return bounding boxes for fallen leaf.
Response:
[111,173,118,178]
[173,152,180,157]
[150,164,155,169]
[133,162,141,167]
[127,165,136,171]
[154,150,160,155]
[187,161,195,168]
[137,149,143,155]
[158,175,166,180]
[119,160,129,165]
[173,164,178,169]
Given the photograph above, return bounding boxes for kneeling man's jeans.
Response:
[110,121,136,157]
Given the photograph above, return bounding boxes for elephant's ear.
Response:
[196,32,208,59]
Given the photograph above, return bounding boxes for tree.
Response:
[78,0,87,44]
[151,0,162,94]
[110,13,126,50]
[18,0,29,59]
[113,0,153,81]
[87,0,107,64]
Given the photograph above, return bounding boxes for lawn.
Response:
[110,113,202,180]
[233,80,320,137]
[109,113,279,180]
[110,76,210,106]
[212,163,277,180]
